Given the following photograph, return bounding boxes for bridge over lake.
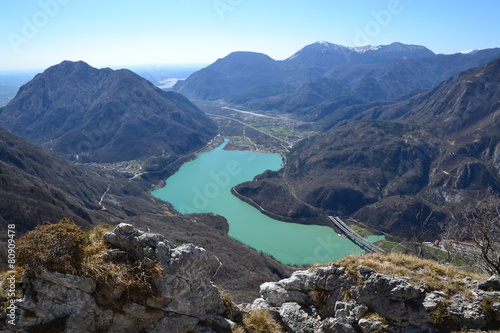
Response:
[329,216,385,254]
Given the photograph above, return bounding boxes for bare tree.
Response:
[410,206,435,258]
[446,193,500,275]
[464,194,500,275]
[438,221,456,264]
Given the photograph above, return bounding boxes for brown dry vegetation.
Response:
[220,287,284,333]
[326,252,488,297]
[233,309,284,333]
[17,218,88,276]
[15,218,164,297]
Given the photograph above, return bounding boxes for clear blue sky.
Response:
[1,0,499,70]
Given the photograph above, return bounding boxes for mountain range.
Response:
[0,61,217,163]
[174,41,500,124]
[235,56,500,239]
[0,61,295,302]
[1,41,499,299]
[0,39,499,331]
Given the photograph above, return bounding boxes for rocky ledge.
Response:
[3,223,231,333]
[250,264,500,332]
[2,224,500,332]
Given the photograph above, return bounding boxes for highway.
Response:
[328,216,385,254]
[205,112,293,146]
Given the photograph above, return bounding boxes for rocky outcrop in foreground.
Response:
[250,264,500,332]
[3,224,500,332]
[4,224,230,333]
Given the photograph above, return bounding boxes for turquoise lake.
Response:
[152,140,364,265]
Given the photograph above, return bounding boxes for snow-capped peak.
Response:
[313,41,380,53]
[346,45,381,53]
[460,49,479,55]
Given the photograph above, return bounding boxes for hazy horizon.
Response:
[1,0,499,71]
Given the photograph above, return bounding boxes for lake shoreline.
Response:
[231,186,331,226]
[151,138,365,265]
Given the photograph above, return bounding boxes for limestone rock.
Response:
[447,294,487,328]
[358,318,383,333]
[5,224,229,333]
[4,223,500,332]
[104,223,174,261]
[493,301,500,321]
[38,271,96,293]
[357,265,375,277]
[355,273,428,323]
[252,263,500,333]
[259,282,308,307]
[278,302,320,333]
[478,275,500,291]
[16,275,99,331]
[317,317,357,333]
[153,314,200,333]
[422,291,446,311]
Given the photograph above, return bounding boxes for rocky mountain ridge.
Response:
[4,223,231,332]
[3,224,499,332]
[250,260,500,332]
[173,41,500,117]
[0,60,217,163]
[235,56,500,239]
[284,41,435,68]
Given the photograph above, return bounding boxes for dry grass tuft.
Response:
[234,309,283,333]
[319,252,487,297]
[0,268,25,310]
[17,218,88,277]
[15,219,164,299]
[219,288,238,321]
[363,312,389,324]
[80,223,164,296]
[311,288,329,309]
